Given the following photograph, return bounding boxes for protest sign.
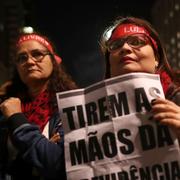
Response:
[56,73,180,180]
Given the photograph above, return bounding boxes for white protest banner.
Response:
[56,73,180,180]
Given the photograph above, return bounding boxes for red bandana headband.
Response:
[17,34,62,63]
[110,24,158,50]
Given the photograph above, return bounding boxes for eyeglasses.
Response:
[15,49,51,65]
[107,34,151,52]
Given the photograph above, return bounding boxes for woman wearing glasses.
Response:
[0,33,77,179]
[100,16,180,138]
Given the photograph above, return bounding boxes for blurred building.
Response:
[0,0,24,85]
[152,0,180,70]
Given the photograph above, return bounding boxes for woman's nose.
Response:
[118,42,132,55]
[26,55,36,64]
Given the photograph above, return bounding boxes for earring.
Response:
[155,61,159,67]
[155,62,159,72]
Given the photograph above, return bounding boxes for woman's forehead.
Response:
[17,40,47,51]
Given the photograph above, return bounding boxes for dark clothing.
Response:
[0,112,66,180]
[166,83,180,105]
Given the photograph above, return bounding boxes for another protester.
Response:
[0,32,77,180]
[99,16,180,138]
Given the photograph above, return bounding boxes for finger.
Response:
[50,136,60,143]
[157,118,180,129]
[152,104,179,113]
[50,133,60,142]
[151,99,180,113]
[151,98,178,107]
[153,112,180,121]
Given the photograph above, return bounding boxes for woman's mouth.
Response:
[121,56,136,62]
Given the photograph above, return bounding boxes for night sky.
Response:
[24,0,156,87]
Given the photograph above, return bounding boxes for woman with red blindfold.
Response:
[0,32,77,179]
[100,17,180,138]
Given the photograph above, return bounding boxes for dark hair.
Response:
[100,16,180,86]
